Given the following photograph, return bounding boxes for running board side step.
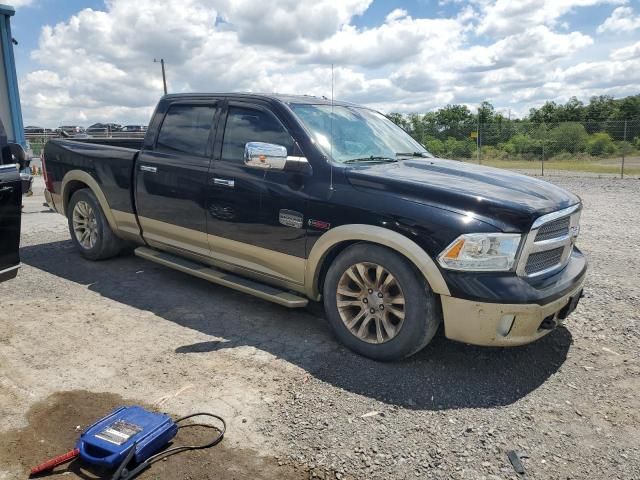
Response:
[134,247,308,308]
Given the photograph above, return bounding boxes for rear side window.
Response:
[221,106,294,162]
[156,104,217,157]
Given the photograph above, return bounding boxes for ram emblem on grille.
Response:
[570,224,580,240]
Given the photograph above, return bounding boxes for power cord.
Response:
[145,412,227,464]
[112,412,227,479]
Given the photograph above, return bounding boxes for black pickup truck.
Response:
[42,93,586,360]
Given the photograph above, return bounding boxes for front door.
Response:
[207,102,307,284]
[135,102,219,257]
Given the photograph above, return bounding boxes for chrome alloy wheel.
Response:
[72,200,98,249]
[336,262,406,344]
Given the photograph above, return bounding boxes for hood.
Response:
[344,158,580,232]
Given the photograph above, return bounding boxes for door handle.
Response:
[0,186,14,193]
[140,165,157,173]
[213,178,235,188]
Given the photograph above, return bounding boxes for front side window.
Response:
[156,104,217,157]
[221,106,294,162]
[290,104,431,163]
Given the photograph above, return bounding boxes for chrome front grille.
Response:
[517,204,582,278]
[535,216,570,241]
[525,247,564,275]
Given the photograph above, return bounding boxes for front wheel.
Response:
[67,189,122,260]
[323,243,441,361]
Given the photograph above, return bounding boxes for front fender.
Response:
[305,224,450,300]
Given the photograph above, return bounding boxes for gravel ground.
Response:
[1,177,639,479]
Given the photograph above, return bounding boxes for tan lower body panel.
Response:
[441,279,585,346]
[48,188,142,243]
[135,247,308,308]
[112,210,144,242]
[137,215,305,287]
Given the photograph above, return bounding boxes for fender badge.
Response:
[279,209,303,229]
[308,219,331,230]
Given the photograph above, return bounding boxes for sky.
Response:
[6,0,640,127]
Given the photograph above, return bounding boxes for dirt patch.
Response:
[0,391,311,480]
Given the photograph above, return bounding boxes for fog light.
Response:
[498,314,516,337]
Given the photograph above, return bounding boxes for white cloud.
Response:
[218,0,371,47]
[476,0,626,36]
[385,8,408,22]
[17,0,640,126]
[305,14,465,68]
[611,40,640,60]
[597,6,640,33]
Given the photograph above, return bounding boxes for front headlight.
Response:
[437,233,522,271]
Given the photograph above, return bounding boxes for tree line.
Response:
[387,94,640,160]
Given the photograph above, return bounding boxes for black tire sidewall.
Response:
[67,189,111,260]
[323,243,438,361]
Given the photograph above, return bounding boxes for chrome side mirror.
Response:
[244,142,288,170]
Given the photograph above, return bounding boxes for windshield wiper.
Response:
[343,156,398,164]
[395,152,431,158]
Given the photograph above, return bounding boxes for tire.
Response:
[67,188,122,260]
[323,243,441,361]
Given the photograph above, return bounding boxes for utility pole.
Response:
[621,119,627,179]
[477,107,481,164]
[154,58,167,95]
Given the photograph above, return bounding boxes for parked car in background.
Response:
[85,123,108,135]
[42,93,587,361]
[57,125,85,135]
[86,123,122,136]
[121,125,147,133]
[24,125,46,134]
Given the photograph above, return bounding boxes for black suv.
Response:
[0,118,28,283]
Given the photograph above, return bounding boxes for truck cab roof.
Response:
[160,92,362,108]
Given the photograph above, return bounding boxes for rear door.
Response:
[135,102,220,257]
[0,163,21,282]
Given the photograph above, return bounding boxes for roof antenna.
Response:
[329,63,335,192]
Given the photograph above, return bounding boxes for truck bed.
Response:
[44,138,140,216]
[66,136,145,151]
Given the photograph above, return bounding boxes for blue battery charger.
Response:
[77,406,178,469]
[29,406,225,479]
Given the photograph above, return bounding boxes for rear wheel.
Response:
[67,189,122,260]
[323,243,441,361]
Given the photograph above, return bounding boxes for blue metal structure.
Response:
[0,3,25,147]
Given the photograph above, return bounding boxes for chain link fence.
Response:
[25,119,640,177]
[394,117,640,178]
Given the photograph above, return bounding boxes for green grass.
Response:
[463,158,640,175]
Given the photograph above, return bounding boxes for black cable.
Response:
[143,412,226,465]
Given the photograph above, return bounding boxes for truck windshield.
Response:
[289,104,432,164]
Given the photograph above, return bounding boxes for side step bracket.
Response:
[134,247,308,308]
